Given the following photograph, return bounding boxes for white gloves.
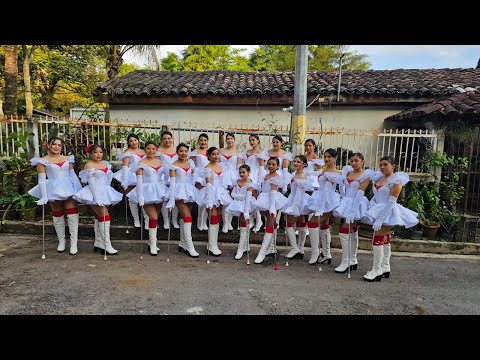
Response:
[244,190,253,220]
[69,169,82,190]
[285,182,303,216]
[37,173,48,205]
[88,176,105,207]
[120,166,129,189]
[136,175,145,206]
[282,168,289,194]
[345,190,364,224]
[373,196,397,231]
[166,176,176,209]
[269,190,277,218]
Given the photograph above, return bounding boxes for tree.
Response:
[3,45,18,117]
[249,45,371,72]
[105,45,162,80]
[161,45,251,72]
[21,45,38,118]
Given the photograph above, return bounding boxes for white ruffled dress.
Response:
[238,150,265,183]
[156,151,178,185]
[260,150,294,185]
[126,163,169,205]
[225,181,259,217]
[188,151,209,169]
[112,152,146,187]
[195,168,233,208]
[308,171,343,215]
[169,160,198,203]
[306,158,324,189]
[253,175,288,213]
[73,162,123,206]
[363,172,419,228]
[220,153,239,189]
[332,165,373,220]
[282,177,314,217]
[29,155,82,201]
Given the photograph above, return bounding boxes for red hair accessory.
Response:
[86,144,92,153]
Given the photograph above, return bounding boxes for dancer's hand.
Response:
[36,197,48,205]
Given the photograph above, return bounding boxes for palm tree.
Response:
[106,45,162,80]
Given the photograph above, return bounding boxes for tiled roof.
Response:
[385,92,480,121]
[94,69,480,98]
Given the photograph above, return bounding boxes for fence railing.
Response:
[1,117,437,174]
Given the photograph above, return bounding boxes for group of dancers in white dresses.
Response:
[29,132,418,282]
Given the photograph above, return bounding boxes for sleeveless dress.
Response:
[29,155,82,201]
[332,165,374,221]
[238,150,265,184]
[73,162,123,205]
[169,160,198,203]
[196,167,233,208]
[305,158,325,190]
[126,163,169,205]
[225,181,259,217]
[282,177,314,217]
[363,171,419,228]
[220,153,239,189]
[308,171,343,215]
[253,175,288,212]
[112,152,146,186]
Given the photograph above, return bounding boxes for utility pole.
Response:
[291,45,308,156]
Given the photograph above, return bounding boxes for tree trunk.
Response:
[3,45,18,117]
[22,45,37,119]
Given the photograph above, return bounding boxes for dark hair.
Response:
[144,140,157,149]
[239,164,251,172]
[267,157,280,166]
[295,155,308,168]
[324,148,338,158]
[198,133,209,141]
[272,135,283,143]
[161,131,173,139]
[88,144,102,154]
[176,143,189,152]
[48,137,63,146]
[207,146,219,159]
[249,134,260,142]
[349,152,365,161]
[126,134,139,148]
[225,132,235,140]
[304,138,315,146]
[380,155,397,171]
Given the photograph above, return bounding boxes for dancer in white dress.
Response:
[253,157,288,264]
[112,134,146,229]
[282,155,314,260]
[156,130,180,230]
[127,141,169,256]
[29,137,82,255]
[220,132,241,233]
[225,164,258,259]
[164,143,199,258]
[332,153,373,273]
[238,134,266,233]
[73,145,123,255]
[304,139,324,190]
[362,156,419,282]
[261,135,294,194]
[195,147,233,256]
[307,148,343,265]
[189,133,210,231]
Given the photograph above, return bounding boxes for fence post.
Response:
[27,116,40,157]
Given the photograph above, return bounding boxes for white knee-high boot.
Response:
[253,211,263,233]
[307,224,320,265]
[254,231,274,264]
[93,218,103,252]
[297,223,307,259]
[52,214,66,252]
[319,225,332,264]
[207,222,221,256]
[161,203,170,230]
[235,225,248,260]
[351,227,359,268]
[148,226,158,256]
[197,206,208,231]
[67,212,79,255]
[364,245,384,282]
[182,218,199,257]
[222,208,230,234]
[178,218,186,252]
[285,226,301,259]
[334,230,351,273]
[129,201,141,228]
[141,207,149,230]
[171,207,180,229]
[98,219,118,255]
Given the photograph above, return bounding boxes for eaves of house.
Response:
[93,68,480,107]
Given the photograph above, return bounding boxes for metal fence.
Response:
[1,116,437,175]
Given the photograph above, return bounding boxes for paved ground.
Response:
[1,234,479,315]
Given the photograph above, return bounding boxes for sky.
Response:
[124,45,480,70]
